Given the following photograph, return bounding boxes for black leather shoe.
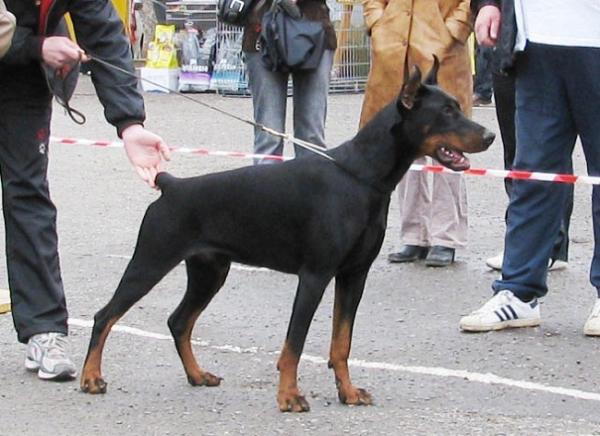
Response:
[388,245,429,263]
[425,246,455,267]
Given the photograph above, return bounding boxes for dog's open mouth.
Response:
[435,145,470,171]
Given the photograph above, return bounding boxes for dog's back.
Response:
[150,159,379,274]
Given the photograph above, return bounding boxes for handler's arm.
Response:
[69,0,170,187]
[69,0,145,136]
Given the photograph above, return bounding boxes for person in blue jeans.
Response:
[242,0,336,163]
[460,0,600,336]
[484,69,573,273]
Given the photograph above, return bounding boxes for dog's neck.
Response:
[330,105,421,194]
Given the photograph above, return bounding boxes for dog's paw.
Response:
[80,375,108,394]
[187,371,222,387]
[338,387,373,406]
[278,390,310,413]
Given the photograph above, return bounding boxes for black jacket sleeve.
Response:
[1,25,44,64]
[471,0,500,14]
[69,0,145,136]
[470,0,516,73]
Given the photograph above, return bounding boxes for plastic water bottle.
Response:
[181,21,201,71]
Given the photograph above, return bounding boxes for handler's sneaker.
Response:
[583,299,600,336]
[485,251,568,272]
[459,290,541,332]
[25,332,77,381]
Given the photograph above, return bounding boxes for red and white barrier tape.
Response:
[50,136,600,185]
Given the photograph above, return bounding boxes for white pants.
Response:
[396,157,468,249]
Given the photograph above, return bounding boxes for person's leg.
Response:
[0,104,67,343]
[245,52,288,163]
[387,160,431,262]
[493,43,577,302]
[564,46,600,294]
[491,70,572,267]
[474,44,493,103]
[291,49,334,157]
[397,157,431,247]
[429,171,467,249]
[492,71,516,197]
[0,107,68,343]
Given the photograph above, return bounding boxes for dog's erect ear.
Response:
[424,55,440,85]
[398,65,422,110]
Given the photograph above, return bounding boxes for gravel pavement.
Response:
[0,77,599,435]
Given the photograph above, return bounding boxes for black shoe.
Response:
[473,93,492,106]
[425,246,455,267]
[388,245,429,263]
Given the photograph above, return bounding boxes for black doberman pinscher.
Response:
[81,59,494,412]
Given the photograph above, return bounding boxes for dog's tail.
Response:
[155,172,177,191]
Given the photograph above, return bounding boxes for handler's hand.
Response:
[41,36,89,69]
[122,125,171,189]
[474,5,501,47]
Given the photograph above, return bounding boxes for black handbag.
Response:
[259,0,326,73]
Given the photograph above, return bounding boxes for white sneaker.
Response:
[485,251,568,272]
[25,332,77,380]
[548,259,568,271]
[485,252,503,270]
[460,290,541,332]
[583,299,600,336]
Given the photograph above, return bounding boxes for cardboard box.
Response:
[139,67,180,93]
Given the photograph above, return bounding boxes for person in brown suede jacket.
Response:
[361,0,474,267]
[242,0,337,163]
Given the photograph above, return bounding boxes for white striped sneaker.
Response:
[459,290,541,332]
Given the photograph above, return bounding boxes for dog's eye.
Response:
[443,106,455,116]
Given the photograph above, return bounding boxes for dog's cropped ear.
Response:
[424,55,440,85]
[398,65,421,110]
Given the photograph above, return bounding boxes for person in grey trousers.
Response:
[242,0,337,162]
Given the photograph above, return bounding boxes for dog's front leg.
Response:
[328,270,373,406]
[277,272,330,412]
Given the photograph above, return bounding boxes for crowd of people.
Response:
[1,0,599,387]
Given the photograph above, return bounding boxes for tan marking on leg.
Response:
[178,308,221,387]
[329,291,373,406]
[81,317,118,394]
[277,342,309,412]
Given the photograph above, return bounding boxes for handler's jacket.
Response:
[0,0,144,136]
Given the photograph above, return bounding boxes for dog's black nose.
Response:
[483,130,496,147]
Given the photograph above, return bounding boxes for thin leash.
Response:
[88,55,335,162]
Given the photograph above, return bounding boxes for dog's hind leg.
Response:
[168,254,230,387]
[277,271,332,413]
[328,269,373,406]
[81,210,186,394]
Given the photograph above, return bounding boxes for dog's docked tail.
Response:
[155,172,177,191]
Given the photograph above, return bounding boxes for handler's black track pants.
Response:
[0,102,67,343]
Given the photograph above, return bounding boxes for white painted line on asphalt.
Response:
[106,254,270,273]
[69,317,600,403]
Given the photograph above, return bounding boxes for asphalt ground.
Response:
[1,77,599,435]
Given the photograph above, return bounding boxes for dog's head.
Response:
[396,57,495,171]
